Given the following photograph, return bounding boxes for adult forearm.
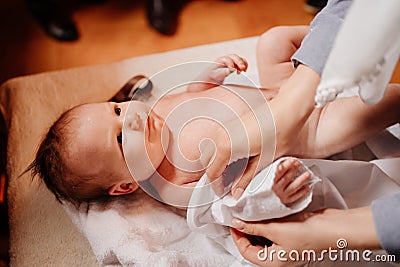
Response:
[316,207,381,251]
[269,64,320,159]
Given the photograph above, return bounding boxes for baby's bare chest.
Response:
[158,86,271,155]
[154,86,273,184]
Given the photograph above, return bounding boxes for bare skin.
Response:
[227,26,396,266]
[205,26,400,197]
[67,52,400,208]
[273,158,312,206]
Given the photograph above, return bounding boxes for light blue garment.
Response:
[291,0,352,75]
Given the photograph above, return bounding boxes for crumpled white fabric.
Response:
[187,157,347,266]
[59,128,400,267]
[315,0,400,107]
[62,190,236,267]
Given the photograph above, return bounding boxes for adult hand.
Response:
[202,64,320,198]
[200,103,275,198]
[230,207,381,266]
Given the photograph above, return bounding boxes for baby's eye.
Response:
[115,106,121,116]
[117,132,123,145]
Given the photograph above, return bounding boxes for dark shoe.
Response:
[111,75,153,103]
[145,0,180,35]
[27,0,79,41]
[83,0,106,3]
[304,0,328,14]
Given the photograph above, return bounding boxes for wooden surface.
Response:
[0,0,316,84]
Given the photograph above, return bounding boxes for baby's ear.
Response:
[108,182,139,196]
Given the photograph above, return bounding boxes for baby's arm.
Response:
[272,158,312,206]
[186,54,248,92]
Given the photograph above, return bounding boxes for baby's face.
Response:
[69,101,169,189]
[122,100,170,182]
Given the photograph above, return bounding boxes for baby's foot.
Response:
[272,158,312,206]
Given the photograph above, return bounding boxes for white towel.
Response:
[61,129,400,267]
[63,189,236,266]
[315,0,400,107]
[61,156,399,267]
[186,157,347,266]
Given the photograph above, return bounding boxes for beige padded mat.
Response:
[0,37,258,266]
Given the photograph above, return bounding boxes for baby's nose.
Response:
[125,113,142,130]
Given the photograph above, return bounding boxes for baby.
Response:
[27,54,316,209]
[27,52,400,210]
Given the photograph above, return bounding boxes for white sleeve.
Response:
[315,0,400,107]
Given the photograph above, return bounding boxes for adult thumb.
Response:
[231,218,272,239]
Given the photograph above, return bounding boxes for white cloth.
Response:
[62,128,400,267]
[186,157,347,266]
[63,191,235,267]
[315,0,400,107]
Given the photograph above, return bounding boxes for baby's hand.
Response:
[187,54,248,93]
[208,54,248,84]
[272,158,312,206]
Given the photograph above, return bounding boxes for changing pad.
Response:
[0,37,258,266]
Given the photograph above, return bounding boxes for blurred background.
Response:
[0,0,318,85]
[0,0,398,266]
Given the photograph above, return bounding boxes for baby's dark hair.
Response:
[26,106,109,207]
[26,76,153,206]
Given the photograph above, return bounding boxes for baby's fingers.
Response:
[229,54,248,72]
[209,68,234,82]
[216,54,248,72]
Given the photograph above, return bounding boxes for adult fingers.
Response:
[231,156,260,199]
[231,218,273,238]
[204,149,230,196]
[231,228,292,267]
[199,136,230,196]
[230,228,268,266]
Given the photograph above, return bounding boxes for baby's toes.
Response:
[274,158,299,189]
[285,171,311,196]
[285,185,311,205]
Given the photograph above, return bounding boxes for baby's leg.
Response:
[272,158,312,206]
[256,25,309,90]
[301,84,400,158]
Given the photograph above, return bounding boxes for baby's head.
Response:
[28,100,169,206]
